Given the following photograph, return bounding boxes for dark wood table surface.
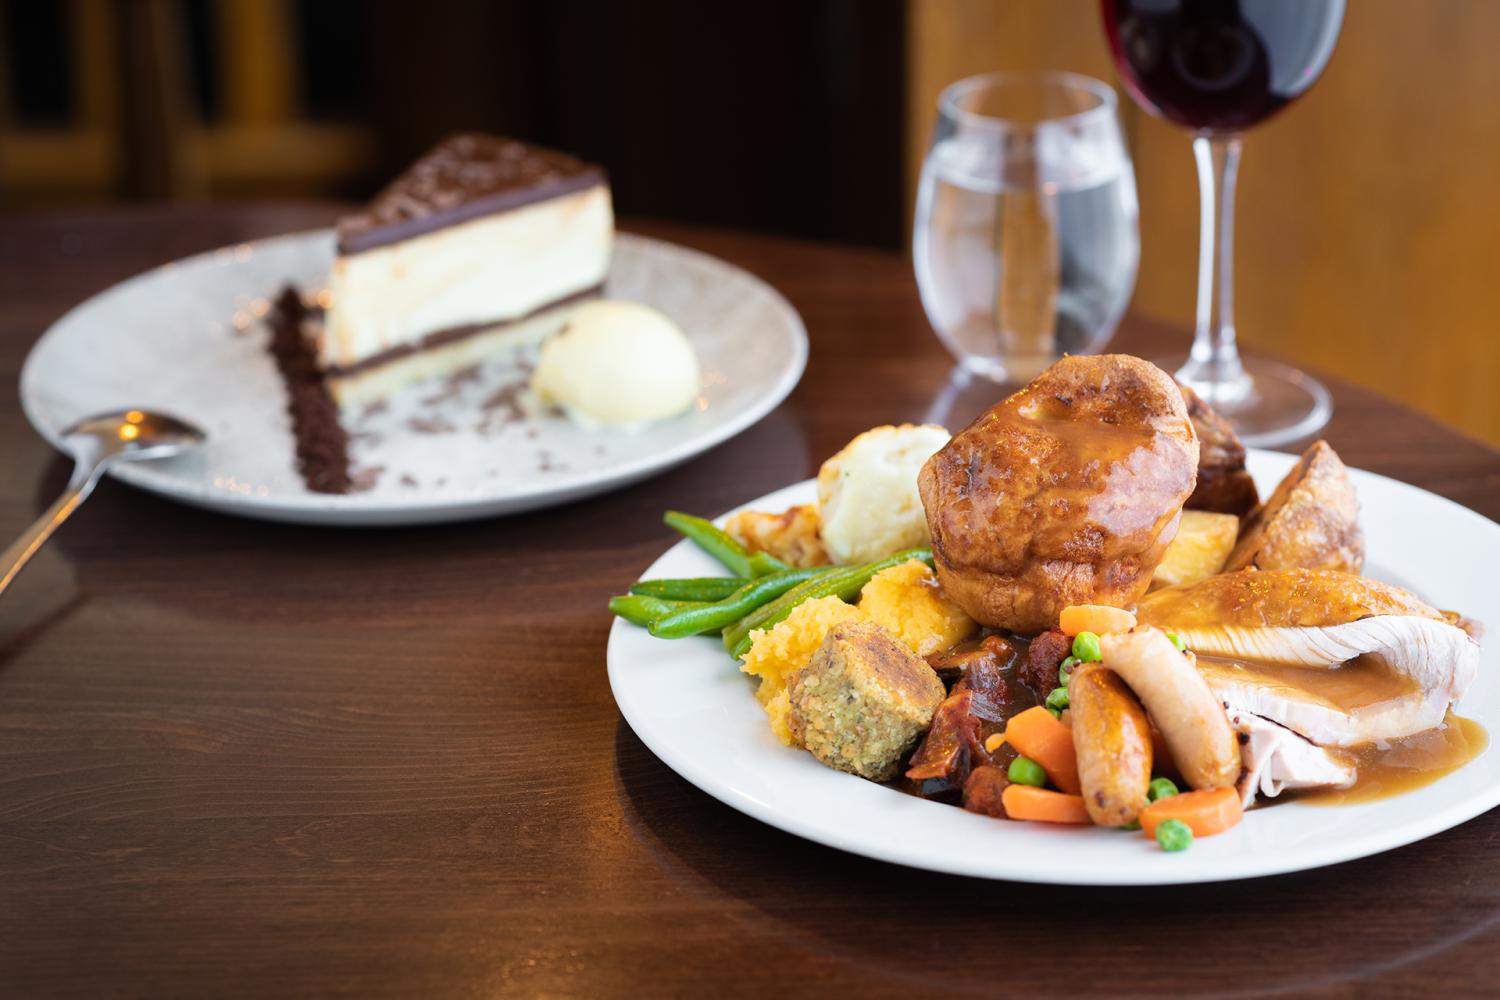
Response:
[2,205,1499,999]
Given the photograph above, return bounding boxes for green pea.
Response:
[1147,777,1179,802]
[1166,631,1187,652]
[1008,755,1047,787]
[1072,631,1102,663]
[1047,705,1063,719]
[1045,687,1070,713]
[1058,666,1072,687]
[1156,818,1193,852]
[1121,819,1142,831]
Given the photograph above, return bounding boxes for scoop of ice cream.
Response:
[530,301,701,427]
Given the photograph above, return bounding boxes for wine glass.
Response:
[914,72,1140,385]
[1102,0,1345,446]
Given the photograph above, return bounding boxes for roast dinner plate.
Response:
[19,230,806,526]
[608,449,1500,885]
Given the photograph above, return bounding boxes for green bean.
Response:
[608,594,707,628]
[648,567,831,639]
[663,511,788,578]
[629,577,750,601]
[747,551,788,576]
[724,548,934,658]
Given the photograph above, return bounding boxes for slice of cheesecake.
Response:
[321,133,612,405]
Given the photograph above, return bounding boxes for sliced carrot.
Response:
[1059,604,1137,637]
[1140,787,1243,839]
[1004,706,1081,794]
[1002,785,1092,824]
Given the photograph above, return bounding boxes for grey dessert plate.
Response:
[19,231,807,526]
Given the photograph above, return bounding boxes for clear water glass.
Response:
[914,72,1139,384]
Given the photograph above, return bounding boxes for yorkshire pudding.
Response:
[917,355,1198,634]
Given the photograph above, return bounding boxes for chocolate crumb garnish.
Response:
[480,379,527,425]
[421,363,485,406]
[350,465,385,492]
[336,133,606,255]
[357,399,389,423]
[399,474,419,488]
[266,285,353,494]
[408,416,457,435]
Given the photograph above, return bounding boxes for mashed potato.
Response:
[817,424,950,565]
[860,559,977,656]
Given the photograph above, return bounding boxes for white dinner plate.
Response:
[608,449,1500,885]
[19,231,806,525]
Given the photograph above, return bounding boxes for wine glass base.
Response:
[1161,356,1333,449]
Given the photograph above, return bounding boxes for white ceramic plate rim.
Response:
[18,231,808,524]
[608,449,1500,885]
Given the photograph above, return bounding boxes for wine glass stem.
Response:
[1179,133,1251,402]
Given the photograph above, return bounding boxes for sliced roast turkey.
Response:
[1228,708,1356,806]
[1136,569,1478,748]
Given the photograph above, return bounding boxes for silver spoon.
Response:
[0,410,206,597]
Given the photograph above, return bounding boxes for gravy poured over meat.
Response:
[1195,653,1419,715]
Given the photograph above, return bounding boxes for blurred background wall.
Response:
[1,0,1497,449]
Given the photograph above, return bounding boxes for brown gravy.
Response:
[1296,712,1488,806]
[1191,654,1486,805]
[1195,653,1418,713]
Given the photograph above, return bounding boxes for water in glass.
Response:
[914,73,1139,384]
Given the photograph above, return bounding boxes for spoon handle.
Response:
[0,459,106,598]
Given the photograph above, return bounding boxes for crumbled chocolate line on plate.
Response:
[266,285,353,494]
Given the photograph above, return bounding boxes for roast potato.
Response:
[1224,440,1363,573]
[1151,509,1240,590]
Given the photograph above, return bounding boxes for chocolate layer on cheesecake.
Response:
[337,133,606,255]
[323,283,603,378]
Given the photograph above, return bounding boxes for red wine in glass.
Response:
[1105,1,1342,132]
[1100,0,1345,446]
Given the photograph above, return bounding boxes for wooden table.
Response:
[2,206,1499,998]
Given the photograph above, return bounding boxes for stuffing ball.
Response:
[786,620,946,781]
